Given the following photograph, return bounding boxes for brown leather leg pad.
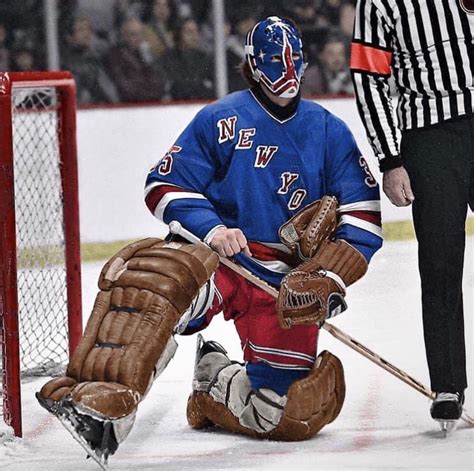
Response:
[39,238,219,420]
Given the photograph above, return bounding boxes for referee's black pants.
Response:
[402,114,473,394]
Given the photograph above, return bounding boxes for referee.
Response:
[350,0,473,424]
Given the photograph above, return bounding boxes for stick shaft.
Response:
[169,221,474,426]
[322,322,474,425]
[169,221,278,296]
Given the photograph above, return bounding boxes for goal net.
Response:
[0,72,82,437]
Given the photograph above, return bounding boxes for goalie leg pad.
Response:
[38,238,219,442]
[266,350,345,440]
[187,350,345,441]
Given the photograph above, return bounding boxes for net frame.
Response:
[0,71,82,437]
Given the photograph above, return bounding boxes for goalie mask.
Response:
[245,16,307,98]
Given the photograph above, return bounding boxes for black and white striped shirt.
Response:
[350,0,474,171]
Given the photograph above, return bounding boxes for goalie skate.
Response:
[36,393,118,470]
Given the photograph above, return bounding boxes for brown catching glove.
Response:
[277,263,347,329]
[278,236,368,328]
[279,195,338,260]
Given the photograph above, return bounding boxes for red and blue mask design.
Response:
[245,17,307,98]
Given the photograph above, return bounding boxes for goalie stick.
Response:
[169,221,474,427]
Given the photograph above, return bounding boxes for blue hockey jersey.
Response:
[145,89,382,286]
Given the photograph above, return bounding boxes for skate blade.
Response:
[37,392,117,469]
[435,419,458,437]
[56,413,109,470]
[37,393,110,469]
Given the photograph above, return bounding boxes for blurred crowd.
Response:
[0,0,356,105]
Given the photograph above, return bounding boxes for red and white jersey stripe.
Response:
[247,340,315,371]
[338,200,382,238]
[145,182,207,221]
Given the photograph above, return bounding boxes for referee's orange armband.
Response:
[350,43,393,76]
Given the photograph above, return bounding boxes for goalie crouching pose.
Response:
[37,16,383,463]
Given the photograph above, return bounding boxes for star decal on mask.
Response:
[258,50,266,61]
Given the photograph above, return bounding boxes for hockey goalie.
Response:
[37,16,382,466]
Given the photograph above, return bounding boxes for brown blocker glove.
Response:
[277,196,368,328]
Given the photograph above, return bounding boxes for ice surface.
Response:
[1,238,473,471]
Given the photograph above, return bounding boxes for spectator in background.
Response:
[318,0,345,27]
[302,33,353,97]
[75,0,123,45]
[62,15,119,104]
[0,23,10,71]
[162,18,214,100]
[0,0,78,69]
[8,30,37,72]
[114,0,149,24]
[10,43,36,72]
[175,0,210,24]
[286,0,328,31]
[142,0,176,59]
[224,0,265,23]
[0,0,44,66]
[283,0,330,65]
[338,1,355,49]
[226,9,257,92]
[107,17,163,102]
[75,1,149,40]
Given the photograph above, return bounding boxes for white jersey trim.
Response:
[144,181,180,198]
[339,214,383,238]
[338,200,381,213]
[258,241,293,254]
[248,341,315,363]
[248,257,293,274]
[154,191,207,221]
[204,225,227,245]
[253,356,311,371]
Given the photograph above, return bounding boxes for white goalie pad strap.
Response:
[238,385,287,433]
[141,335,179,398]
[153,336,178,381]
[174,275,216,334]
[112,411,137,444]
[323,270,346,291]
[208,364,250,408]
[192,351,232,392]
[209,365,287,434]
[109,336,179,443]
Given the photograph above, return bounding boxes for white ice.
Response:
[1,237,473,471]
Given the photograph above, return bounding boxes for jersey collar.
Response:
[250,85,300,124]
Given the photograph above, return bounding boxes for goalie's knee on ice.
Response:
[187,341,345,441]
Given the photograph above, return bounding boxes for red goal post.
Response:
[0,71,82,437]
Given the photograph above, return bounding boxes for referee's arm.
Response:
[350,0,414,206]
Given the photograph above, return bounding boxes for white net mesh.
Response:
[0,87,70,427]
[13,87,70,375]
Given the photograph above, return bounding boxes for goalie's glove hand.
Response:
[209,227,252,258]
[277,269,347,329]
